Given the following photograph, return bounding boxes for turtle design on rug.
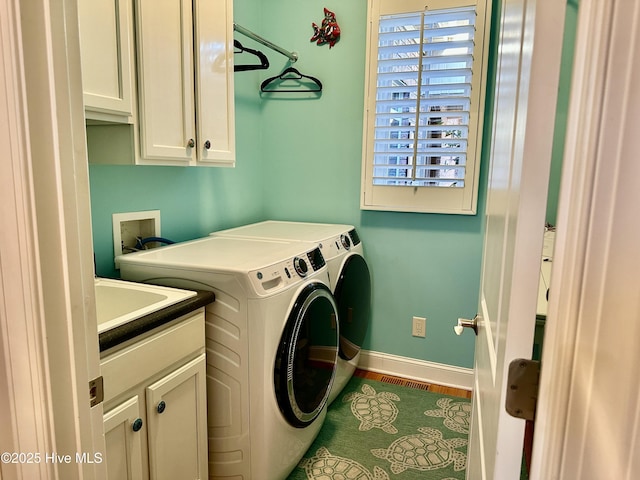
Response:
[298,447,390,480]
[343,383,400,434]
[371,426,467,473]
[424,397,472,434]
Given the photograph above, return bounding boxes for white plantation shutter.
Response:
[361,0,491,214]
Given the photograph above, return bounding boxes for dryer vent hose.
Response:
[135,236,175,250]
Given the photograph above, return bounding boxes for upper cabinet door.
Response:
[135,0,235,167]
[135,0,197,165]
[78,0,134,121]
[194,0,236,167]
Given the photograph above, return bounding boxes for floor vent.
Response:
[354,368,472,399]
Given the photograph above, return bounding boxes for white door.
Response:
[136,0,197,164]
[1,1,108,479]
[146,354,208,480]
[103,397,145,480]
[78,0,134,117]
[193,0,236,166]
[464,1,567,478]
[531,1,640,478]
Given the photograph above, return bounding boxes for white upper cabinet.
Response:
[78,0,135,122]
[135,0,236,167]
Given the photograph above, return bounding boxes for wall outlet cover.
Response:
[412,316,426,338]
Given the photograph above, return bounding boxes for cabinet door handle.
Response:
[132,418,143,432]
[204,140,211,150]
[187,138,195,148]
[157,400,166,414]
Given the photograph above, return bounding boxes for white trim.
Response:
[12,0,107,478]
[358,350,473,391]
[0,1,55,478]
[360,0,492,215]
[479,294,496,384]
[474,376,488,480]
[532,0,640,478]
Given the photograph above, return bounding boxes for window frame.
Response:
[360,0,492,214]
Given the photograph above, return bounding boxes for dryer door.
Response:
[334,253,371,361]
[274,282,339,427]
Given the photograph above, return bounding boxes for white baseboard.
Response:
[358,350,474,391]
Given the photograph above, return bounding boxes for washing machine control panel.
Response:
[348,228,361,246]
[305,247,325,271]
[293,257,309,277]
[340,234,352,251]
[316,230,360,261]
[248,247,326,296]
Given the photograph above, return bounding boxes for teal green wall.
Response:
[88,0,507,369]
[249,0,502,368]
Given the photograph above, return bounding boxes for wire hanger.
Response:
[260,67,323,93]
[233,40,269,72]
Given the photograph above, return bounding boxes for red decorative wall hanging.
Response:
[310,8,341,48]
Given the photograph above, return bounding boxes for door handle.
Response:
[454,315,479,336]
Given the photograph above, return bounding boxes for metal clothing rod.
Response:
[233,23,298,63]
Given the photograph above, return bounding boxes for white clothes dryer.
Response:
[118,236,339,480]
[211,221,371,404]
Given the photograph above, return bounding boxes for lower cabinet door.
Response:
[103,396,144,480]
[145,354,208,480]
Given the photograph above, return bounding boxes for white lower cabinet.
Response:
[101,311,207,480]
[146,356,208,480]
[104,396,144,480]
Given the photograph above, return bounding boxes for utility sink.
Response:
[95,278,196,334]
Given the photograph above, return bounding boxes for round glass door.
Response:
[274,282,339,427]
[334,254,371,361]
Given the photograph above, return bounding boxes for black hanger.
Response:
[233,40,269,72]
[260,67,323,93]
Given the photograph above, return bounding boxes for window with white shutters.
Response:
[361,0,491,214]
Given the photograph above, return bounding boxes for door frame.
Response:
[532,0,640,478]
[1,0,635,478]
[0,0,105,479]
[0,1,56,477]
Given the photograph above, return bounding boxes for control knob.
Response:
[293,257,308,277]
[340,234,352,250]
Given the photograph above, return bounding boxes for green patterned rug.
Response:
[287,376,471,480]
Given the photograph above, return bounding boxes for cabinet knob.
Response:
[204,140,211,150]
[132,418,143,432]
[157,400,166,414]
[187,138,195,148]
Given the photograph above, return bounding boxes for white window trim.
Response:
[361,0,492,214]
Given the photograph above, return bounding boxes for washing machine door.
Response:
[334,253,371,361]
[274,282,339,427]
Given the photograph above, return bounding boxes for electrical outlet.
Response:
[412,316,426,338]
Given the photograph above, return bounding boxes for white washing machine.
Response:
[211,221,371,404]
[118,236,339,480]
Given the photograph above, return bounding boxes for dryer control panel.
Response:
[248,247,326,296]
[315,229,362,261]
